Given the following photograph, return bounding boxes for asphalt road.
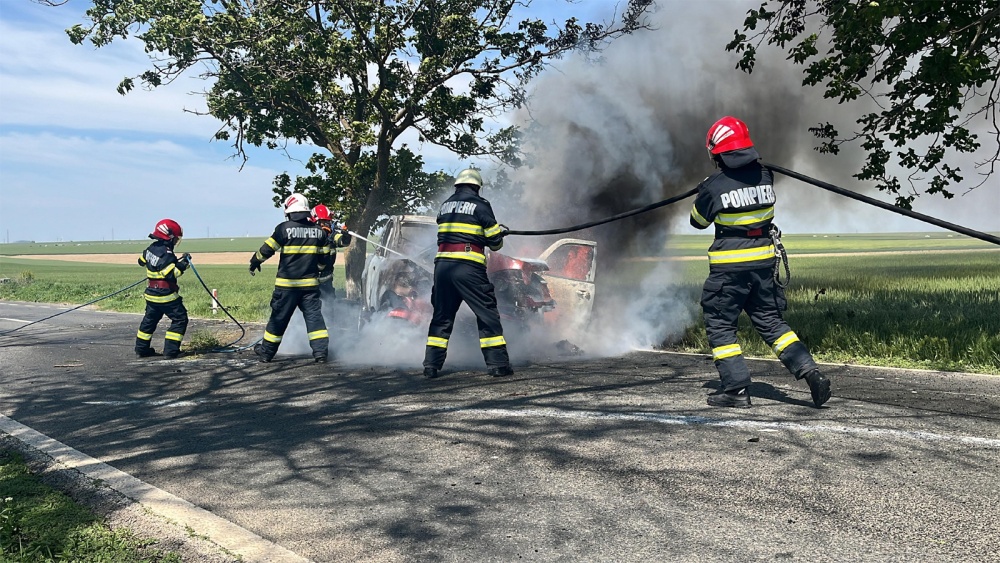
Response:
[1,301,998,562]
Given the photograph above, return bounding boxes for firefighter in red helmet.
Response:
[311,204,352,301]
[135,219,190,359]
[691,116,830,408]
[249,193,331,363]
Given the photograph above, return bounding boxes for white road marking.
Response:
[84,400,206,408]
[0,317,33,323]
[426,405,1000,449]
[86,398,998,449]
[0,414,311,563]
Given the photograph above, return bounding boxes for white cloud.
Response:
[0,132,284,241]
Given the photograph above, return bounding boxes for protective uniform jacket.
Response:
[255,215,331,289]
[690,147,776,272]
[318,229,351,284]
[435,186,505,266]
[138,239,188,303]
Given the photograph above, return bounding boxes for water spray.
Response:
[347,229,434,272]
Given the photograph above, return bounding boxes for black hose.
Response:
[0,278,145,336]
[507,187,700,236]
[763,163,1000,246]
[184,259,258,351]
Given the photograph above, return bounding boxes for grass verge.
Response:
[0,451,181,562]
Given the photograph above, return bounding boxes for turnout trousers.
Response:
[258,287,329,360]
[423,260,510,370]
[135,297,188,356]
[701,267,817,392]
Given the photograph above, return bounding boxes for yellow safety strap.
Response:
[426,336,449,348]
[275,277,320,288]
[439,222,484,236]
[435,251,486,265]
[479,336,507,348]
[308,329,329,340]
[772,331,800,355]
[712,343,742,360]
[715,206,774,226]
[707,245,775,265]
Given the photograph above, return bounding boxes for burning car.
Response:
[361,215,597,336]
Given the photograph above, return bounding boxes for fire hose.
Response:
[0,278,146,336]
[1,257,255,352]
[184,258,256,352]
[505,167,1000,245]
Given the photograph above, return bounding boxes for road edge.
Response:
[0,414,311,563]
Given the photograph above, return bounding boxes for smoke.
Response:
[482,0,877,355]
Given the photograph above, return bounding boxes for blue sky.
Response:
[1,1,997,243]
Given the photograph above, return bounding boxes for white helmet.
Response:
[283,193,310,214]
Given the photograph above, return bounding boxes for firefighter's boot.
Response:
[423,367,441,379]
[707,387,751,408]
[804,369,831,408]
[254,342,274,363]
[488,365,514,377]
[135,347,161,359]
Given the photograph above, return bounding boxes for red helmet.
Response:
[706,116,753,155]
[151,219,183,241]
[312,204,332,222]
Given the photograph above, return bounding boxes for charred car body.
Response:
[361,215,597,336]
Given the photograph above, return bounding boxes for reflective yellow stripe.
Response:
[772,331,800,355]
[426,336,448,348]
[712,344,742,360]
[136,330,153,341]
[435,251,486,265]
[165,331,184,342]
[264,331,282,343]
[264,237,281,250]
[275,277,320,288]
[281,245,323,254]
[484,223,503,237]
[480,336,507,348]
[308,329,329,340]
[691,205,711,227]
[707,245,775,265]
[439,222,484,235]
[146,263,176,279]
[715,206,774,226]
[144,292,179,303]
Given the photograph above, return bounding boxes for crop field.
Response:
[1,235,998,374]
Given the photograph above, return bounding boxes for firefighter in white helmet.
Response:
[423,169,513,379]
[249,193,331,363]
[691,116,830,408]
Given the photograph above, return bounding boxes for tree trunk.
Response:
[342,131,393,302]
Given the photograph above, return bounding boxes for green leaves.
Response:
[727,0,1000,202]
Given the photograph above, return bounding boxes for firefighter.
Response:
[423,169,513,379]
[311,204,352,301]
[135,219,190,359]
[249,193,331,363]
[691,116,831,408]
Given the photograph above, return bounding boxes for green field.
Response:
[0,238,266,255]
[1,236,998,374]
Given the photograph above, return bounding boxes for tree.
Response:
[60,0,653,298]
[727,0,1000,207]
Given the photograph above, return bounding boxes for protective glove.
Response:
[338,226,352,246]
[181,253,192,263]
[499,224,511,237]
[249,257,262,276]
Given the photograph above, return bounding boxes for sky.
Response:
[1,0,997,244]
